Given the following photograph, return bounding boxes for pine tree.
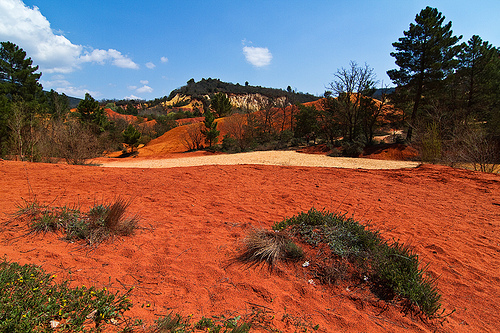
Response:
[122,124,141,153]
[456,35,500,121]
[210,92,232,118]
[0,41,43,102]
[201,110,219,147]
[387,7,462,141]
[76,93,109,133]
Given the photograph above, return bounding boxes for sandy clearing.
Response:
[98,150,421,169]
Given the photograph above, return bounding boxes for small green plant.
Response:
[236,229,304,268]
[153,313,250,333]
[0,258,134,332]
[272,208,442,317]
[154,312,191,332]
[14,197,139,247]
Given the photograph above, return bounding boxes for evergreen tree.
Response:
[201,110,219,147]
[0,41,44,155]
[387,7,462,141]
[210,92,232,118]
[456,35,500,122]
[294,105,319,144]
[0,41,43,102]
[76,93,109,133]
[45,89,70,119]
[122,124,141,152]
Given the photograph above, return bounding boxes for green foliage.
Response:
[0,258,133,332]
[210,92,232,118]
[341,140,364,157]
[387,6,462,141]
[323,62,380,145]
[154,313,250,333]
[126,103,138,116]
[420,122,442,163]
[169,77,319,104]
[44,89,70,119]
[122,124,141,152]
[201,110,219,147]
[14,197,139,247]
[294,105,319,144]
[0,41,43,102]
[6,99,41,161]
[77,93,109,133]
[221,134,240,153]
[273,208,442,317]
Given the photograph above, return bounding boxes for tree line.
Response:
[1,6,498,169]
[0,41,176,162]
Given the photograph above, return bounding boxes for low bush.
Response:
[341,140,364,157]
[272,208,442,317]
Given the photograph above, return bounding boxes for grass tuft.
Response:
[14,197,139,247]
[236,229,304,268]
[153,313,250,333]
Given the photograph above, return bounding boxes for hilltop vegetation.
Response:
[169,77,319,104]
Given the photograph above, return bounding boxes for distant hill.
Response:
[67,95,82,108]
[371,87,395,100]
[43,90,82,108]
[168,78,320,104]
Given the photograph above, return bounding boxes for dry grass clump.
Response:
[14,196,139,246]
[236,229,304,268]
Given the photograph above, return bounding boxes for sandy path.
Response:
[98,150,421,169]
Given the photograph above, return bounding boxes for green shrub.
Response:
[221,134,240,153]
[341,140,364,157]
[273,208,442,317]
[0,258,133,332]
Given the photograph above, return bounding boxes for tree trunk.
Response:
[406,77,424,142]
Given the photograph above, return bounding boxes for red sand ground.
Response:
[0,160,499,332]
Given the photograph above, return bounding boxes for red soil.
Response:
[1,161,499,332]
[296,143,419,161]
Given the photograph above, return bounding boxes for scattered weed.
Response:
[0,258,134,332]
[153,313,250,333]
[14,196,139,247]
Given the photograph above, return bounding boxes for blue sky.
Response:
[1,0,499,100]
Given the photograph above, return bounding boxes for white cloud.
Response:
[136,85,153,94]
[40,74,99,98]
[160,56,168,63]
[79,49,139,69]
[128,85,138,90]
[40,78,71,89]
[140,80,149,85]
[243,46,272,67]
[0,0,138,72]
[145,62,156,69]
[56,86,99,98]
[124,94,142,100]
